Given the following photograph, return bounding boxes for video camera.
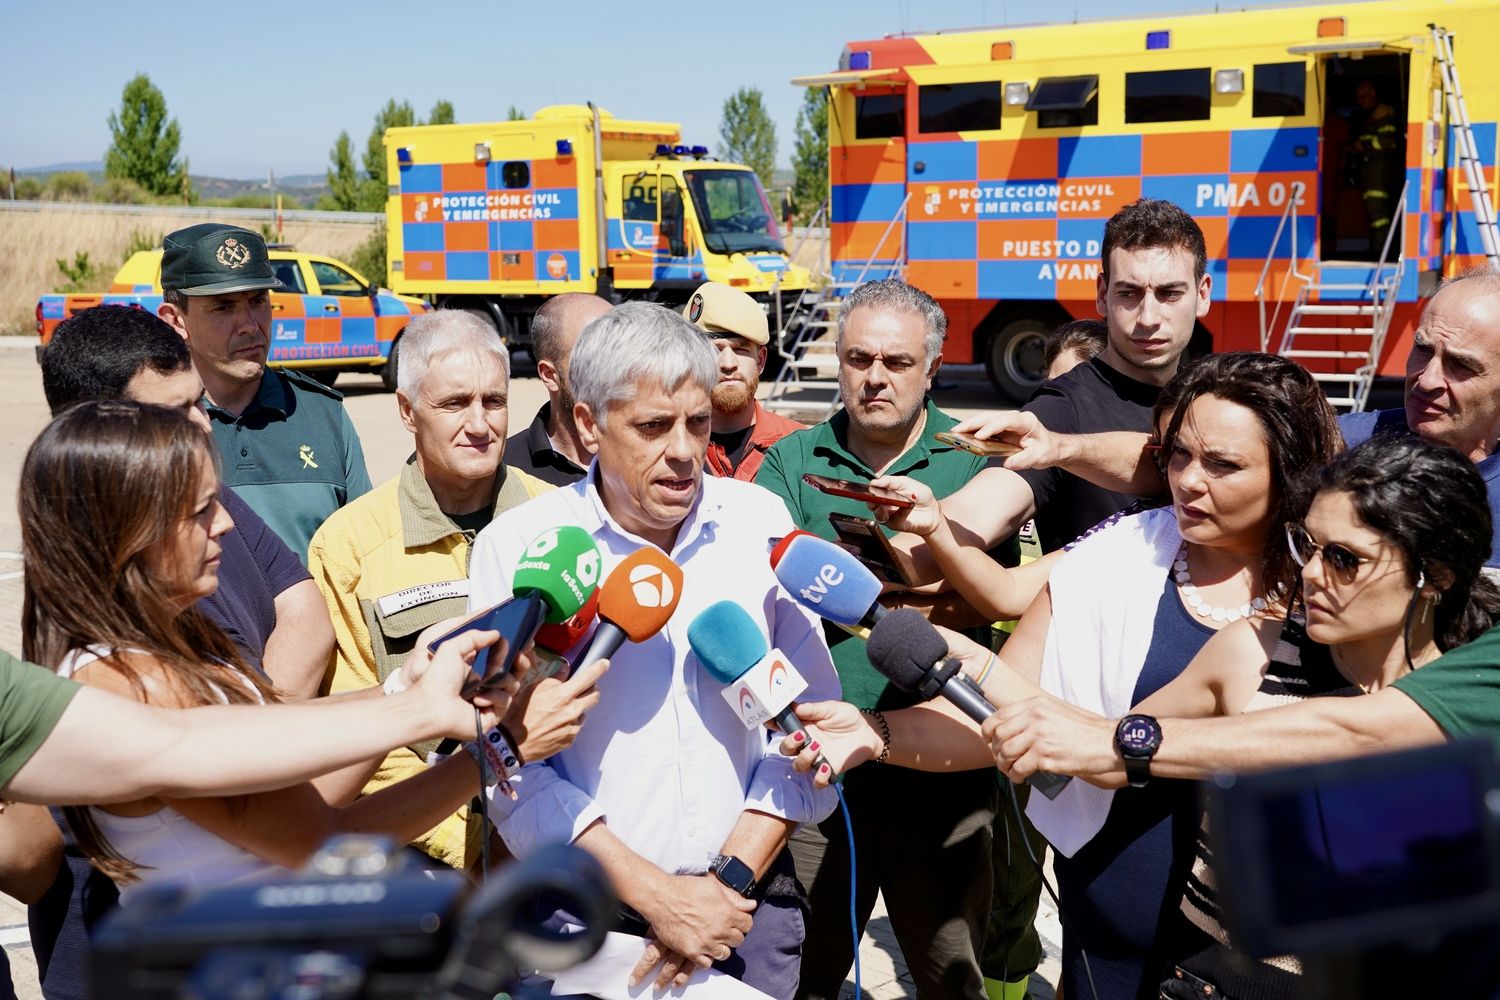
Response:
[1207,738,1500,998]
[90,836,616,1000]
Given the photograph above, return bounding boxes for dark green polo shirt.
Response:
[757,398,1009,710]
[207,369,373,563]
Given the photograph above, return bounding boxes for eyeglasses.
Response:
[1285,523,1373,585]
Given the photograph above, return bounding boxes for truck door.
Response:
[1315,50,1411,261]
[307,258,380,363]
[267,259,309,362]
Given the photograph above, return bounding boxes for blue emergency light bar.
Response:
[690,145,709,157]
[1146,30,1171,49]
[655,143,672,155]
[396,147,413,165]
[848,50,872,70]
[556,139,573,155]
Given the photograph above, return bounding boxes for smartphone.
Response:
[934,430,1023,458]
[426,593,547,698]
[801,473,915,509]
[827,512,912,587]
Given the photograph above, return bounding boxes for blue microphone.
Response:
[770,531,887,637]
[688,602,827,769]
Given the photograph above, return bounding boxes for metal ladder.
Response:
[763,194,910,423]
[1276,178,1407,412]
[1431,24,1500,269]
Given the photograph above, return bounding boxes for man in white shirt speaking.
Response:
[469,302,841,998]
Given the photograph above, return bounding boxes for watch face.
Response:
[1118,715,1162,756]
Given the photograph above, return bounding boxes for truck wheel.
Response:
[985,315,1052,404]
[381,336,401,393]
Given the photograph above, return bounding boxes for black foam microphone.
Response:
[866,608,1071,800]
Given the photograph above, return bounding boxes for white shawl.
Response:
[1025,506,1182,857]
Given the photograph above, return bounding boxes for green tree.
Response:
[360,99,416,211]
[791,87,829,224]
[428,99,456,125]
[104,74,187,196]
[717,87,777,190]
[506,105,526,121]
[325,130,360,211]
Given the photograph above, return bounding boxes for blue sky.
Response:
[5,0,1294,180]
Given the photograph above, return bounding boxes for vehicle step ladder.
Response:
[764,194,910,424]
[1431,24,1500,270]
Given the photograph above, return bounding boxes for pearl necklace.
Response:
[1173,543,1280,623]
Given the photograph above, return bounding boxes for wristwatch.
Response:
[1115,714,1163,788]
[708,854,757,898]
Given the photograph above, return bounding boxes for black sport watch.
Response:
[1115,714,1163,788]
[708,854,757,898]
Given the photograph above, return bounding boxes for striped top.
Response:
[1176,616,1362,996]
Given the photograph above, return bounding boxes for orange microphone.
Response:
[571,547,684,671]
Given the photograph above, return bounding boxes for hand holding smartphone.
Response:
[802,473,915,509]
[427,594,548,699]
[934,430,1023,458]
[828,512,913,587]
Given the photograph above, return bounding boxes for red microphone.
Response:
[572,547,685,671]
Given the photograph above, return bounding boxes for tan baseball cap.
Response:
[683,282,769,346]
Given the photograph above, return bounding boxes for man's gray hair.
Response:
[1438,264,1500,297]
[396,309,510,397]
[568,302,716,427]
[836,278,947,365]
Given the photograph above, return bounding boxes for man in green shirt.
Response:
[757,278,1033,1000]
[158,224,372,561]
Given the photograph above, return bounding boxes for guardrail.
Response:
[0,199,382,225]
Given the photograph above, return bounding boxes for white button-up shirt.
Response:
[469,467,841,875]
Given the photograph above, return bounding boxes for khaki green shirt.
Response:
[757,399,1012,709]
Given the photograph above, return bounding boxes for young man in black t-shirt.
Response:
[901,198,1211,566]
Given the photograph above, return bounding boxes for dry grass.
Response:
[0,207,380,335]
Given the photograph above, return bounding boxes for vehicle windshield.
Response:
[683,169,785,256]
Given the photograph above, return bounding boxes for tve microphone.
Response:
[866,609,1071,800]
[771,531,887,638]
[513,526,602,623]
[572,547,684,671]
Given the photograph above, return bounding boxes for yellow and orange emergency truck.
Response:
[384,104,811,349]
[37,249,430,390]
[797,0,1499,406]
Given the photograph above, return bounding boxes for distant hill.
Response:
[7,162,330,207]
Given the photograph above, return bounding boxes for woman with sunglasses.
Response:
[20,402,524,898]
[786,353,1344,1000]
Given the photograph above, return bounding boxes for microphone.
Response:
[513,526,601,623]
[572,547,684,671]
[770,530,887,638]
[688,601,829,775]
[866,609,1071,800]
[532,590,598,678]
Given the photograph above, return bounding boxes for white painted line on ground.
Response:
[0,923,30,947]
[0,571,22,583]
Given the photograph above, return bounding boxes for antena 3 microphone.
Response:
[866,609,1071,800]
[770,531,887,634]
[573,547,684,671]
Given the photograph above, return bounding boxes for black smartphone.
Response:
[801,473,915,509]
[426,593,547,699]
[827,512,912,587]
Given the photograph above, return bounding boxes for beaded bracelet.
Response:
[861,708,891,764]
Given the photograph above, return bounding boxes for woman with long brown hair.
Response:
[21,401,513,894]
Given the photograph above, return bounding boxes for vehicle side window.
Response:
[271,260,306,294]
[1253,62,1306,117]
[623,175,659,221]
[310,260,366,297]
[501,161,530,189]
[919,82,1002,133]
[855,93,906,139]
[1125,67,1212,123]
[1029,76,1100,129]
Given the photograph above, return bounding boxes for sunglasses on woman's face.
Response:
[1285,523,1373,585]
